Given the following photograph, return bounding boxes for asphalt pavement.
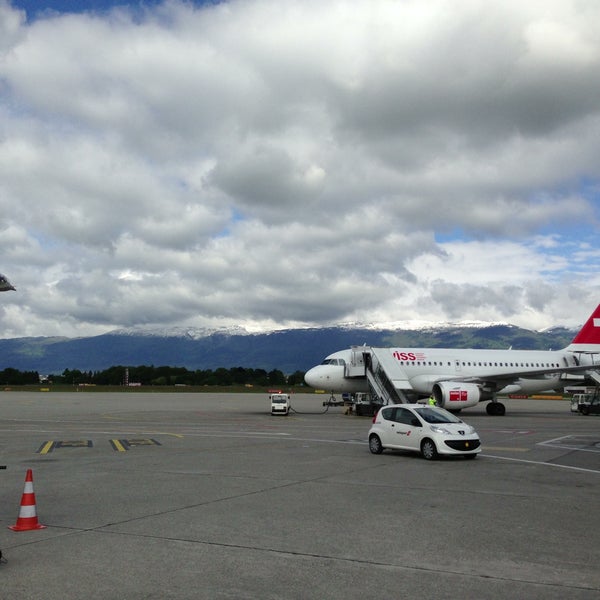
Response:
[0,391,599,599]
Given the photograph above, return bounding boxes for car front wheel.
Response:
[369,434,383,454]
[421,438,438,460]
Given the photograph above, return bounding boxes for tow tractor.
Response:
[579,389,600,416]
[352,392,383,417]
[571,387,600,415]
[270,392,291,415]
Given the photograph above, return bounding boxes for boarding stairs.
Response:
[586,370,600,385]
[347,346,414,406]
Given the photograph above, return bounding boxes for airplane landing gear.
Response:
[486,401,506,416]
[323,393,344,407]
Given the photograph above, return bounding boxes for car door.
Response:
[377,407,399,447]
[394,407,422,451]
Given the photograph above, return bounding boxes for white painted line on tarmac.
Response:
[0,428,63,433]
[538,434,600,453]
[482,453,600,474]
[541,434,577,445]
[538,443,600,454]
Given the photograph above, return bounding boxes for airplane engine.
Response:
[432,382,481,409]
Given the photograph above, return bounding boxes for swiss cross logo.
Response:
[594,319,600,327]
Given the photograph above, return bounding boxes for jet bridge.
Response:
[347,346,415,406]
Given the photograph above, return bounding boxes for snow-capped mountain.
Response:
[110,324,252,340]
[0,321,579,374]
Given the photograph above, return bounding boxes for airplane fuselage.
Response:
[304,347,593,397]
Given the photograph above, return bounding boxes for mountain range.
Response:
[0,321,580,375]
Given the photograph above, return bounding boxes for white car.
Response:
[368,404,481,460]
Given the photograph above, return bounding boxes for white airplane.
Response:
[304,304,600,415]
[0,274,15,292]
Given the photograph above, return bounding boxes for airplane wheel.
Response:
[486,402,506,416]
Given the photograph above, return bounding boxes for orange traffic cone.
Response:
[9,469,46,531]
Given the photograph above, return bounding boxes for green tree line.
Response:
[0,366,306,387]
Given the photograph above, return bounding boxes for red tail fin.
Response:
[566,304,600,352]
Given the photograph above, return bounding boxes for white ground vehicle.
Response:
[353,392,382,417]
[270,393,291,415]
[368,404,481,460]
[571,393,593,413]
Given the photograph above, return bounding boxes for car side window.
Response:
[395,408,415,425]
[381,407,395,421]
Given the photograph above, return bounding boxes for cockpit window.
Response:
[320,358,346,366]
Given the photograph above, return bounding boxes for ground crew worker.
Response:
[428,395,436,406]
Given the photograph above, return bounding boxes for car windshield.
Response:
[272,397,287,403]
[414,407,462,424]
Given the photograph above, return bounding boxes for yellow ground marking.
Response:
[111,439,127,452]
[38,441,55,454]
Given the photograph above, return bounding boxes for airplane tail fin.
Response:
[565,303,600,353]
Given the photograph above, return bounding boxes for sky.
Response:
[1,0,599,339]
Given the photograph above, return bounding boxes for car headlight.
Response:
[430,425,451,435]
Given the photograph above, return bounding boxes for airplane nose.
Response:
[304,367,321,388]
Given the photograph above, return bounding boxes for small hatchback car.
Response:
[368,404,481,460]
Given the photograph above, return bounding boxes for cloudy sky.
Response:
[1,0,599,339]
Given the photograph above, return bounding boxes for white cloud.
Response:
[0,0,599,338]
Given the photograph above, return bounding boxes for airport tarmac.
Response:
[0,391,599,599]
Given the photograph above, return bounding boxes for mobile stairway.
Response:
[346,346,415,414]
[586,370,600,386]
